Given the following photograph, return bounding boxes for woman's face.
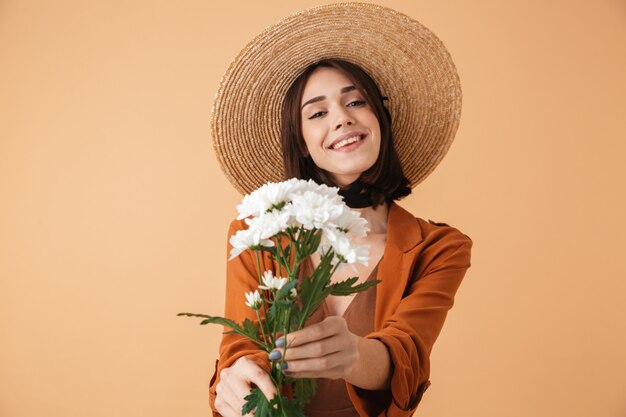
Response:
[300,67,381,187]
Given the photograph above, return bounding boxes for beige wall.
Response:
[1,1,625,416]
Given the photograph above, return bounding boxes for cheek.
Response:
[301,124,326,147]
[301,135,315,156]
[366,115,382,156]
[300,133,320,161]
[365,113,380,132]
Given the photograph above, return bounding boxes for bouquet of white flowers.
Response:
[179,178,380,417]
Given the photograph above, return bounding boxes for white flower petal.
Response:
[236,178,307,219]
[286,191,344,230]
[258,270,289,291]
[332,207,370,237]
[318,230,370,266]
[228,225,276,261]
[244,290,262,310]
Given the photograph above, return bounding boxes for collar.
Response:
[386,201,423,253]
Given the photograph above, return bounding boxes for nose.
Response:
[334,107,354,130]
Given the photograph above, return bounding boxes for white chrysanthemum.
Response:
[331,206,370,237]
[286,191,345,230]
[228,226,275,261]
[244,209,290,239]
[244,290,262,310]
[258,270,288,291]
[303,179,343,202]
[236,178,305,219]
[318,230,370,266]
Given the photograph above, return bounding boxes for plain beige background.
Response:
[1,0,625,416]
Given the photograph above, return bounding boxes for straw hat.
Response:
[211,2,462,195]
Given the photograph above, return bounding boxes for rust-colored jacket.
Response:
[209,201,473,416]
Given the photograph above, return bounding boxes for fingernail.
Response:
[276,338,285,348]
[268,350,281,360]
[274,361,288,370]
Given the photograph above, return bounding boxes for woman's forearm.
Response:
[345,336,392,390]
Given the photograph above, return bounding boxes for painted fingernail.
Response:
[275,338,285,348]
[274,362,288,370]
[268,350,281,360]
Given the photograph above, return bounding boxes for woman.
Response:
[208,4,472,417]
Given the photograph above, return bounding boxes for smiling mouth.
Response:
[330,134,365,150]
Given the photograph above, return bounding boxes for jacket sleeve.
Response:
[346,227,473,417]
[208,219,272,416]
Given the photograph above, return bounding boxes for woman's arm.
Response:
[346,225,473,416]
[209,219,274,414]
[346,336,393,390]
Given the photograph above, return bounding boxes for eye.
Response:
[308,111,326,120]
[347,100,366,107]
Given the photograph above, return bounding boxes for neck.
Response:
[353,202,389,234]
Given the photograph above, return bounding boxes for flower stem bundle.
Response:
[179,179,380,416]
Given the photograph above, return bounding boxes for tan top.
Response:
[300,256,382,417]
[209,202,473,417]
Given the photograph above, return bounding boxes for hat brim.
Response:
[211,2,462,195]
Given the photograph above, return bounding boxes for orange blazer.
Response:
[209,201,473,416]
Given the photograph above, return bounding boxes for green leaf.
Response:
[307,230,323,254]
[264,246,277,257]
[328,278,381,296]
[178,313,263,346]
[241,318,261,339]
[296,254,334,327]
[282,244,291,264]
[273,300,293,309]
[263,305,276,334]
[294,377,318,408]
[268,301,279,323]
[282,397,307,417]
[177,312,212,319]
[289,300,302,325]
[242,386,280,417]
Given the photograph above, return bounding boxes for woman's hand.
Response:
[214,355,277,417]
[270,316,360,380]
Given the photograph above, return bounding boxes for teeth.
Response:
[332,135,361,149]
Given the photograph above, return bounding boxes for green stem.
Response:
[255,250,271,338]
[276,300,293,398]
[255,250,263,285]
[281,397,289,417]
[272,301,280,356]
[275,235,291,277]
[274,391,288,417]
[255,309,269,348]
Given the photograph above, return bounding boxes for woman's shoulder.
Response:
[418,217,472,244]
[389,202,472,245]
[410,216,473,272]
[426,219,451,227]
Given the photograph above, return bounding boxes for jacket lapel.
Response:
[374,202,423,330]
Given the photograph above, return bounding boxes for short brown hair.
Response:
[280,59,411,208]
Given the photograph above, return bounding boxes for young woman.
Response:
[208,4,472,417]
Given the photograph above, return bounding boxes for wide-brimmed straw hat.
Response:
[211,2,462,195]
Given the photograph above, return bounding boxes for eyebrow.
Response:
[301,85,357,110]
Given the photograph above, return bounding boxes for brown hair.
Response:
[280,59,411,208]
